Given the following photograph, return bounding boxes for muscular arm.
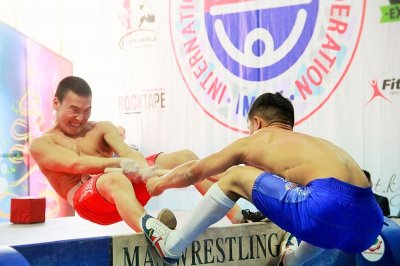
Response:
[101,121,149,168]
[188,140,245,179]
[30,136,122,175]
[147,138,246,195]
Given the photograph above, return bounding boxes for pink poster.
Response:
[0,22,73,221]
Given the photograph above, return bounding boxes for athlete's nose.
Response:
[74,113,85,123]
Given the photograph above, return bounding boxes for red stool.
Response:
[10,197,46,224]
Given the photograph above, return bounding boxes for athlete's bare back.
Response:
[241,127,369,187]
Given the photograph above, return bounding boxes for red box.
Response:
[10,197,46,224]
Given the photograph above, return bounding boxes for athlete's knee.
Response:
[225,165,245,178]
[220,166,245,187]
[160,149,198,168]
[99,173,130,192]
[96,173,133,204]
[216,166,245,201]
[175,149,199,163]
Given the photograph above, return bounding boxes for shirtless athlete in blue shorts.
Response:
[141,92,384,265]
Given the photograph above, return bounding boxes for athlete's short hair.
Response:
[248,92,294,127]
[55,76,92,102]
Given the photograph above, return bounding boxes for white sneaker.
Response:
[140,214,180,264]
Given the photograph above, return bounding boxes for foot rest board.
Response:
[113,222,285,266]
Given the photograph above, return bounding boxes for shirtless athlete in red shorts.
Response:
[29,76,243,232]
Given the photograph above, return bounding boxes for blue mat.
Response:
[11,237,111,266]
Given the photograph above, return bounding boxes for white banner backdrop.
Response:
[1,0,399,215]
[115,0,400,214]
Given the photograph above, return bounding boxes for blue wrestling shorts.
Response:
[252,173,384,253]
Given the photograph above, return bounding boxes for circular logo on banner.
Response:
[170,0,366,133]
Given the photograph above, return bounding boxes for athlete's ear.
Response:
[253,116,263,130]
[53,97,59,110]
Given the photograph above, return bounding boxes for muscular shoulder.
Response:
[223,136,251,158]
[30,133,55,148]
[90,121,117,132]
[29,133,57,159]
[30,130,77,156]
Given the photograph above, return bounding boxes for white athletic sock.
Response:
[283,241,324,266]
[164,184,235,256]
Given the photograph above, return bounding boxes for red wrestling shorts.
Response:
[73,153,162,225]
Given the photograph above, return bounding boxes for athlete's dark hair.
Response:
[363,170,371,182]
[55,76,92,102]
[248,92,294,127]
